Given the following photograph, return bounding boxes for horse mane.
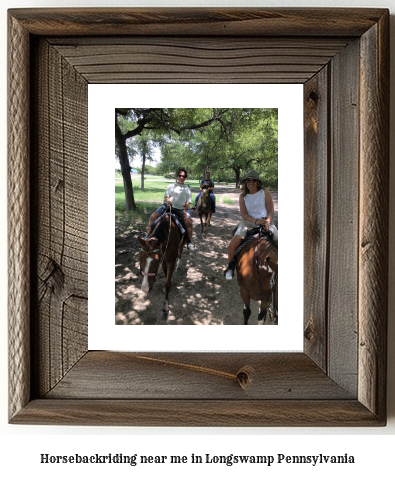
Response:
[150,218,170,243]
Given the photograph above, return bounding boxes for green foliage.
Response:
[116,108,278,193]
[222,196,234,205]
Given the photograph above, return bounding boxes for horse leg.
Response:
[159,261,176,320]
[203,214,207,238]
[258,291,271,325]
[258,305,267,325]
[243,305,251,325]
[161,261,168,293]
[240,289,251,325]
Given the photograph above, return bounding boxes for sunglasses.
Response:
[246,178,257,183]
[178,174,186,178]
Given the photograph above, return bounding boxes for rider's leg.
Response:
[228,235,243,263]
[210,193,216,212]
[147,203,167,236]
[147,212,160,236]
[182,210,195,250]
[224,235,243,279]
[269,224,278,245]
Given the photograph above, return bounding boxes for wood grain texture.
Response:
[49,37,350,84]
[45,352,354,400]
[11,399,384,427]
[8,8,387,37]
[358,12,389,420]
[31,39,88,397]
[303,67,329,369]
[8,13,31,421]
[327,40,360,396]
[7,8,389,426]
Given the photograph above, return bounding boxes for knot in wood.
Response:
[236,365,255,390]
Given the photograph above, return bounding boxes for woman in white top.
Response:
[224,170,278,279]
[147,167,195,250]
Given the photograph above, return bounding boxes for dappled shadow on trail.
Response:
[115,187,278,325]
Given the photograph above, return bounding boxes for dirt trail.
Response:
[115,187,278,325]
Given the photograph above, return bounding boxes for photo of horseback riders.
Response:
[115,107,279,326]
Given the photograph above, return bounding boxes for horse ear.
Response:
[137,237,146,248]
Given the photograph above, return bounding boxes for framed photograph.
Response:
[8,8,389,426]
[90,84,303,349]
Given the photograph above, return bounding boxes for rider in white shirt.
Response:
[224,170,278,279]
[147,168,195,251]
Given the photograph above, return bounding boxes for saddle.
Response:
[232,226,276,258]
[151,211,186,236]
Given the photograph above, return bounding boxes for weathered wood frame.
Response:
[8,8,389,426]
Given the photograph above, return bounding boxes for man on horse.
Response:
[224,170,278,279]
[147,167,195,251]
[193,171,216,213]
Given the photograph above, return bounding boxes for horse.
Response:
[137,212,186,320]
[235,231,278,325]
[196,188,212,238]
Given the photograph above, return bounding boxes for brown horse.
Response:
[236,234,278,325]
[197,189,212,238]
[138,214,186,320]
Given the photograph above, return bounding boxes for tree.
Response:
[130,133,156,191]
[178,108,278,188]
[115,108,230,210]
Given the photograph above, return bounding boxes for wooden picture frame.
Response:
[8,8,389,426]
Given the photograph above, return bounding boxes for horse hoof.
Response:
[258,320,263,325]
[160,312,169,321]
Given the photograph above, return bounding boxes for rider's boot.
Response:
[224,260,237,280]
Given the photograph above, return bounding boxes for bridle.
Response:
[140,242,162,278]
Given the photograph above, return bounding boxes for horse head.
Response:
[201,188,210,204]
[265,247,278,274]
[138,236,162,293]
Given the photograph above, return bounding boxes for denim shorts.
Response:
[235,218,278,240]
[154,202,191,219]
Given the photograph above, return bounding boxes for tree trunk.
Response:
[141,150,146,192]
[115,121,136,211]
[234,168,241,188]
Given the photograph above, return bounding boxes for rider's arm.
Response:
[184,186,192,210]
[164,184,173,206]
[254,189,274,229]
[264,188,274,224]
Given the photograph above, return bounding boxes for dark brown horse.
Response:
[196,189,212,238]
[138,214,186,320]
[236,234,278,325]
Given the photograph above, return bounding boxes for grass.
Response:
[222,196,233,205]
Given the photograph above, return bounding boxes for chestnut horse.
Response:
[236,233,278,325]
[196,188,212,238]
[138,214,186,320]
